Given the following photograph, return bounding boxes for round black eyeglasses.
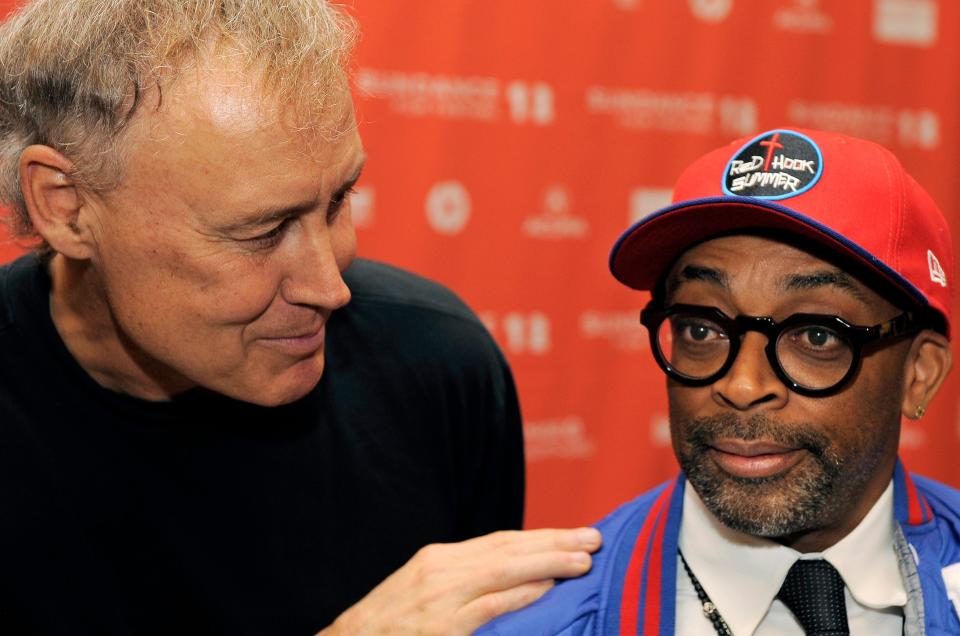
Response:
[640,303,926,397]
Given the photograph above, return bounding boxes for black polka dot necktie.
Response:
[776,559,850,635]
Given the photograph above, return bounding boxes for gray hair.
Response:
[0,0,357,244]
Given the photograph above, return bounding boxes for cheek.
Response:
[98,231,282,337]
[825,370,904,455]
[667,382,704,452]
[830,345,908,423]
[193,259,284,325]
[667,381,711,419]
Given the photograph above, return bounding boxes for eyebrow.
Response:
[666,265,729,296]
[220,160,366,233]
[665,264,870,305]
[780,269,868,302]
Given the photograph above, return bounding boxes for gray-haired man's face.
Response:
[80,63,366,406]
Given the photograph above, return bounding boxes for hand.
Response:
[317,527,602,636]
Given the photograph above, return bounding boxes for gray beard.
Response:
[678,413,845,537]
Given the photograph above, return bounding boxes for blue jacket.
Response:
[479,460,960,635]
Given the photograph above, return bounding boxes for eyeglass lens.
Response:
[656,312,855,390]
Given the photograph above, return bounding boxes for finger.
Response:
[465,527,602,556]
[457,579,555,632]
[463,548,594,600]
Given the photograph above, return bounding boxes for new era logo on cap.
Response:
[928,250,948,287]
[723,130,823,200]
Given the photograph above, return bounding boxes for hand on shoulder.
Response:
[318,527,602,636]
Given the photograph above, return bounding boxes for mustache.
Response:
[685,412,831,457]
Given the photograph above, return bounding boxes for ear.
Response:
[901,329,953,420]
[18,145,96,259]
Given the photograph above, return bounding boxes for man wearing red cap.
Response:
[480,128,960,635]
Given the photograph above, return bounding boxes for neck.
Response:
[48,254,193,401]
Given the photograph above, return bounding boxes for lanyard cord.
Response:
[679,549,734,636]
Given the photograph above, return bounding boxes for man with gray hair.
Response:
[0,1,600,634]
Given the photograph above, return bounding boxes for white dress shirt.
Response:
[676,480,907,635]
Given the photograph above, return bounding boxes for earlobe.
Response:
[901,330,953,420]
[18,145,94,259]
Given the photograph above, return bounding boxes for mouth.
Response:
[257,324,326,357]
[707,439,807,479]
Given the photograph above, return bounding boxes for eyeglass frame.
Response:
[639,302,928,397]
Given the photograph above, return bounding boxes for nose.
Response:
[712,332,788,411]
[279,215,353,310]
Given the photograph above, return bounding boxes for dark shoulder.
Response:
[329,259,505,378]
[0,254,48,334]
[0,253,37,331]
[342,258,482,327]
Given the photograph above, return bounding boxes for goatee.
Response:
[678,412,844,537]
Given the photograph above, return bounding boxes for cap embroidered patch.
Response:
[723,129,823,200]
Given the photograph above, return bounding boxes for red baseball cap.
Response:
[609,127,954,337]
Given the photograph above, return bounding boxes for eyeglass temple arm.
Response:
[876,311,920,339]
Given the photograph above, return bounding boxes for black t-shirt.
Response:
[0,255,524,636]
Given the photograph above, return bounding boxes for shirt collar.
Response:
[678,479,905,636]
[823,481,906,609]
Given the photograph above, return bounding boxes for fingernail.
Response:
[576,527,601,547]
[572,552,591,567]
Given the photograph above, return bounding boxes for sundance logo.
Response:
[350,185,375,229]
[873,0,937,47]
[425,181,471,235]
[505,81,555,126]
[649,413,672,448]
[586,85,713,133]
[522,185,589,240]
[587,88,755,136]
[789,100,940,149]
[774,0,833,34]
[629,188,673,223]
[899,110,940,149]
[524,416,596,462]
[718,95,758,136]
[356,68,500,121]
[580,310,648,351]
[481,311,552,355]
[688,0,733,23]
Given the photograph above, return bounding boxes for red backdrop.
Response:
[2,0,958,529]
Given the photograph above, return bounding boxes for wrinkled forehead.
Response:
[104,59,363,221]
[125,54,356,159]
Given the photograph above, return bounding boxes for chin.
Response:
[248,358,327,407]
[206,352,326,406]
[227,380,317,407]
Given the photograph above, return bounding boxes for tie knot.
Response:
[776,559,850,635]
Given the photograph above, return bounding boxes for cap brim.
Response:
[609,195,929,308]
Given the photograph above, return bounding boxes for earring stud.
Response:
[915,405,926,419]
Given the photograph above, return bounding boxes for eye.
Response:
[244,218,292,250]
[788,325,844,351]
[674,318,725,343]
